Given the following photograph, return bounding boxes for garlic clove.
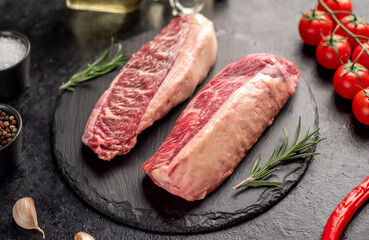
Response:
[12,197,45,239]
[74,232,95,240]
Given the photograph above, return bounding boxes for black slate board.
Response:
[52,33,319,233]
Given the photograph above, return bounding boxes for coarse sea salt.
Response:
[0,36,27,70]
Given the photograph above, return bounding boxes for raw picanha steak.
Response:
[82,13,217,160]
[142,53,300,201]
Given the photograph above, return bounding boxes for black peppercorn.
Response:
[0,109,19,149]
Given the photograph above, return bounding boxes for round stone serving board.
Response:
[53,33,319,233]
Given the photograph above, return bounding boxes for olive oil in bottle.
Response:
[66,0,143,14]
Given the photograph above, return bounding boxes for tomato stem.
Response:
[356,84,369,98]
[317,0,369,58]
[353,48,365,65]
[303,9,331,22]
[354,35,369,40]
[331,10,355,16]
[364,89,369,98]
[332,24,340,35]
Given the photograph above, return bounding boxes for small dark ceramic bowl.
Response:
[0,31,30,98]
[0,104,22,176]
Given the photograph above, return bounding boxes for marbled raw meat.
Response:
[82,13,217,160]
[142,53,300,201]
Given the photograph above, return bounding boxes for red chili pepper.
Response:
[321,176,369,240]
[0,123,4,129]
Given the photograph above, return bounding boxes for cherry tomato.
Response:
[333,63,369,99]
[352,88,369,125]
[317,0,353,19]
[299,10,334,46]
[336,15,369,49]
[352,42,369,70]
[316,34,351,70]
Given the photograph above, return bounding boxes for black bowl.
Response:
[0,104,22,176]
[0,31,30,98]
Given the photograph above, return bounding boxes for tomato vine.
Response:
[299,0,369,126]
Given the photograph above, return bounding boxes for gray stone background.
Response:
[1,0,369,239]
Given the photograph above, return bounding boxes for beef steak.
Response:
[82,13,217,160]
[142,53,300,201]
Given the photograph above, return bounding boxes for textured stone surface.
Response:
[1,0,369,239]
[53,60,317,232]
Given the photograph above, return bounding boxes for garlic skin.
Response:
[12,197,45,239]
[75,232,95,240]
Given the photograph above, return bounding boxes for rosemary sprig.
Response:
[233,117,325,190]
[59,38,130,91]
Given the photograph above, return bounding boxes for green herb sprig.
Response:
[59,38,130,91]
[233,117,325,190]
